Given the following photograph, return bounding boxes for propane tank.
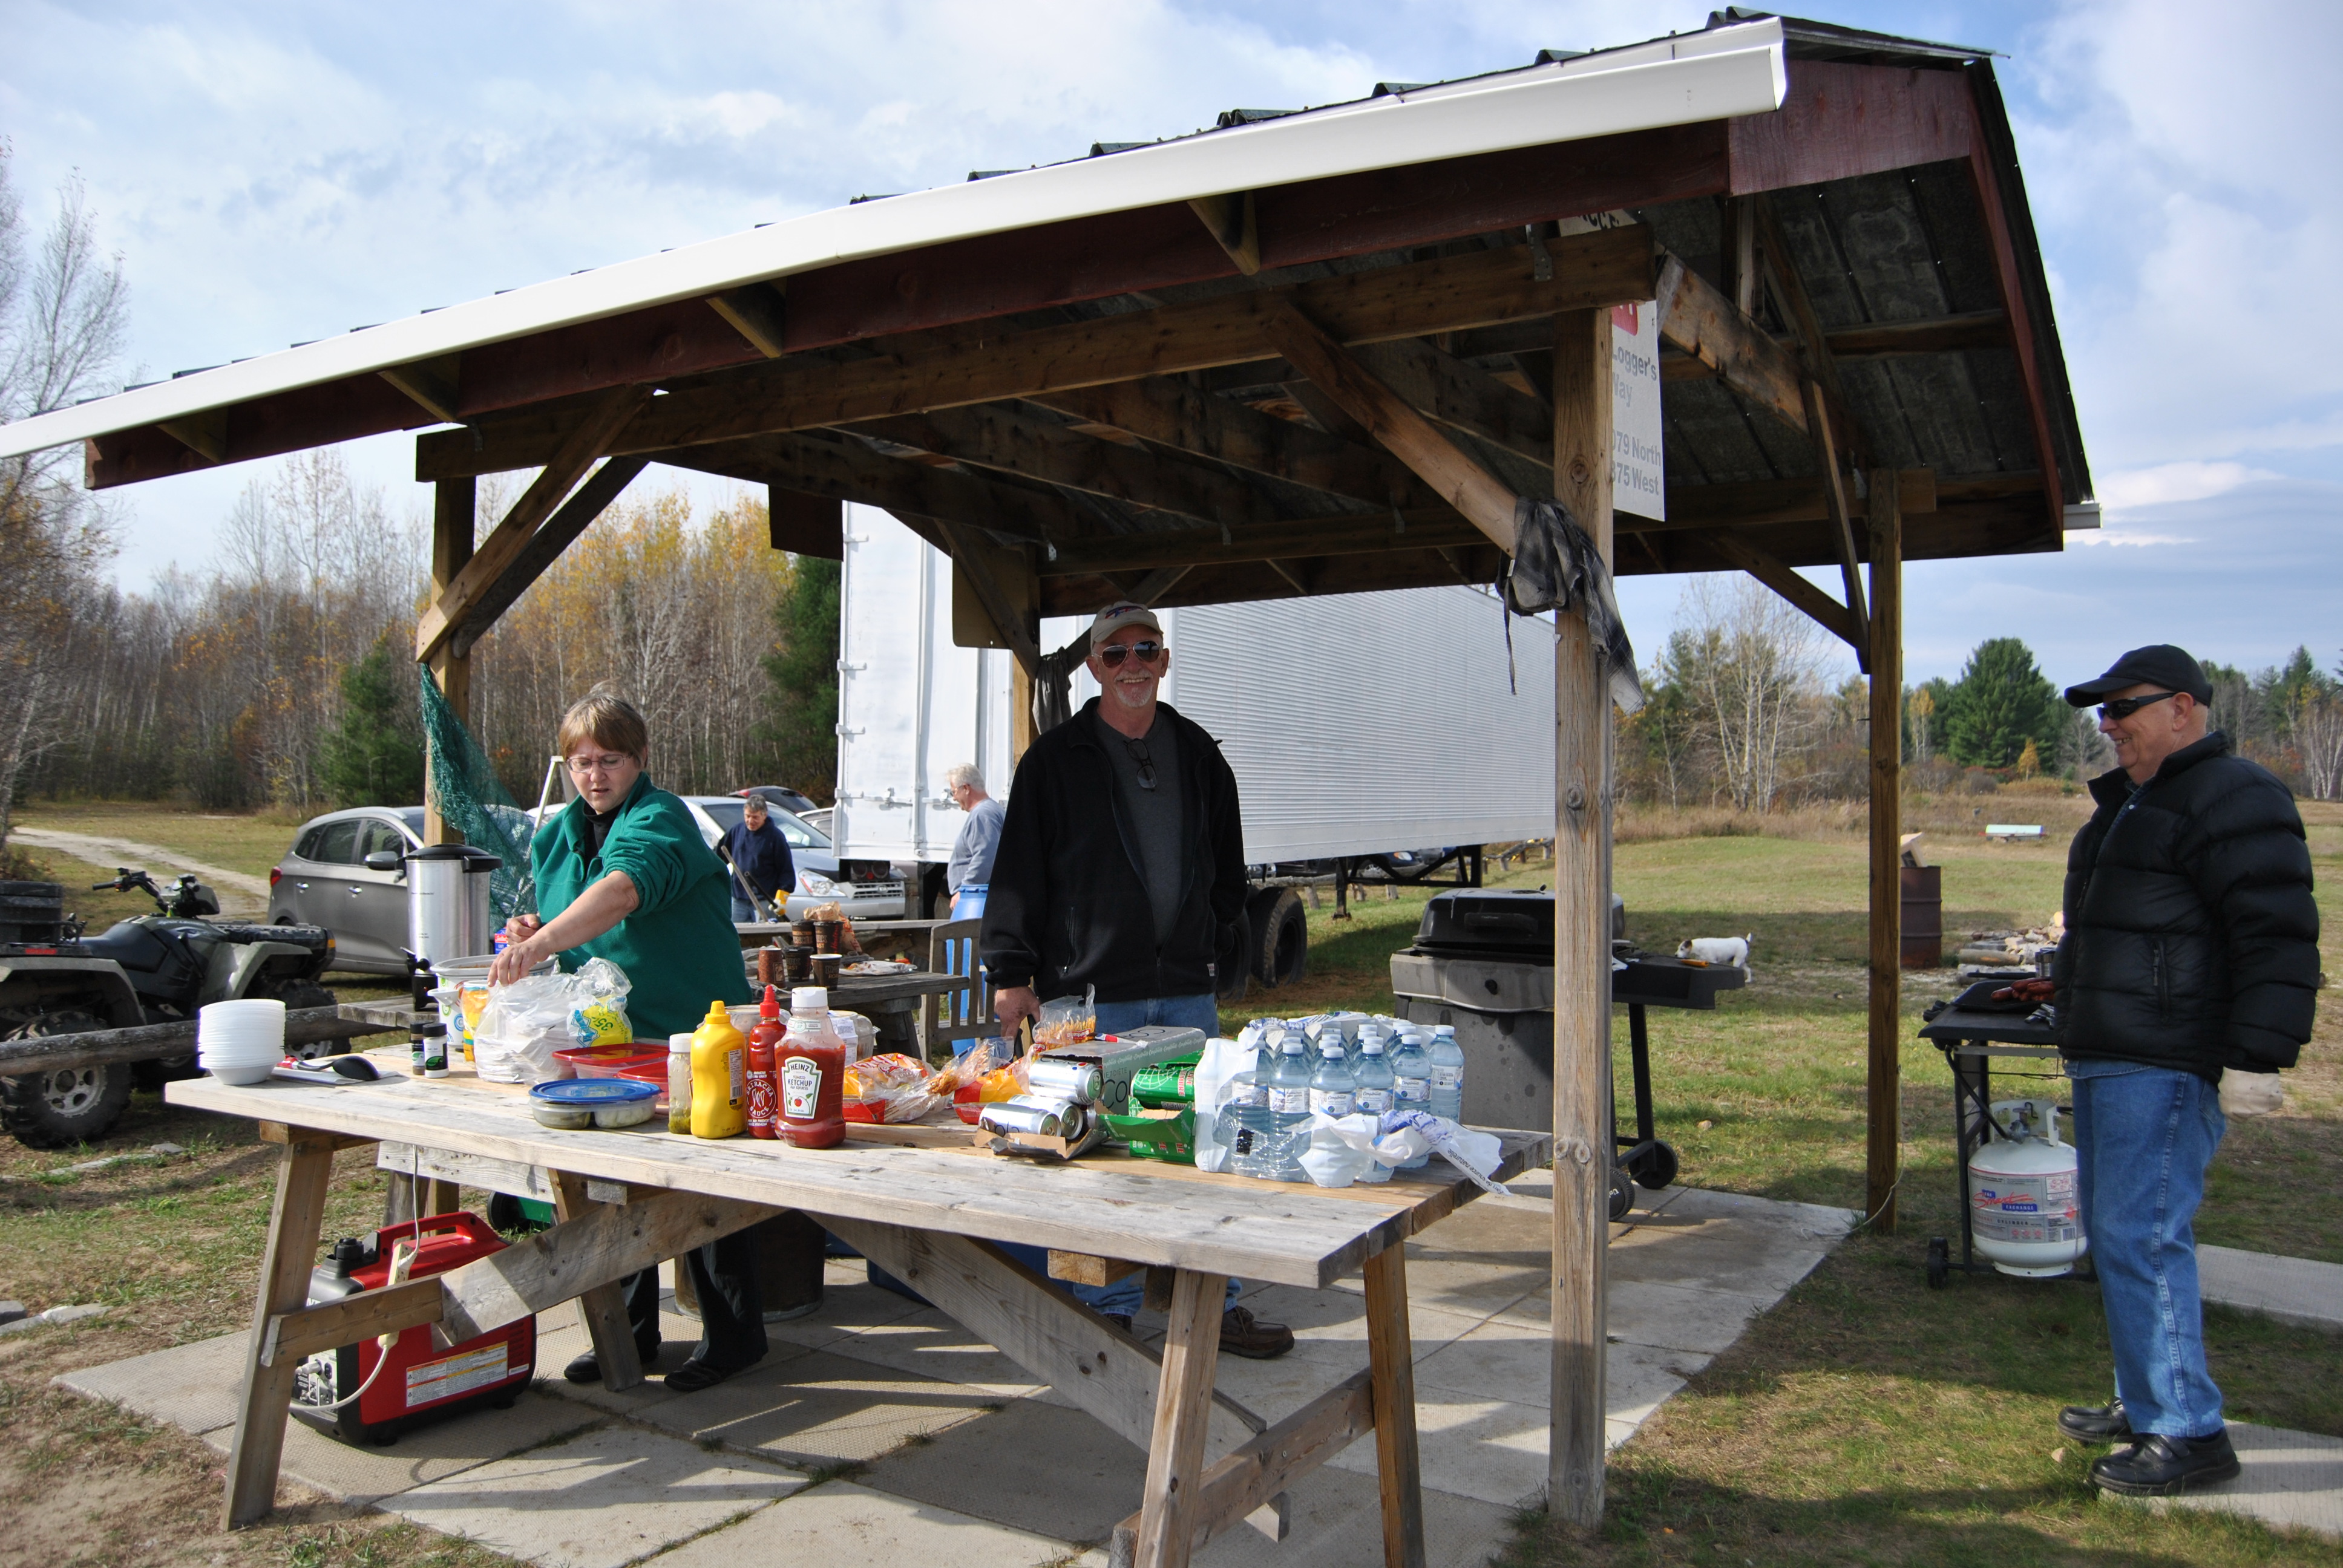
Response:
[1968,1097,2089,1278]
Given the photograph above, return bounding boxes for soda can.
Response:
[978,1099,1063,1138]
[1027,1057,1103,1105]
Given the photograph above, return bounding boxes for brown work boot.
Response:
[1218,1304,1294,1359]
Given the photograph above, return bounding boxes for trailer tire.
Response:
[1245,888,1308,989]
[2,1011,133,1149]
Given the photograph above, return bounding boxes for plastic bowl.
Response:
[529,1077,658,1130]
[553,1045,663,1081]
[206,1061,277,1086]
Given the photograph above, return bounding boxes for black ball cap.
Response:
[2063,644,2212,707]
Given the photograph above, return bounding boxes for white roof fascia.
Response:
[0,19,1784,462]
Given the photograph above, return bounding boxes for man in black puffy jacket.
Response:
[2050,644,2319,1496]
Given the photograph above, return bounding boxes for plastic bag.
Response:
[476,958,634,1083]
[566,956,632,1047]
[843,1053,946,1124]
[2219,1069,2285,1117]
[1191,1035,1259,1174]
[1380,1109,1510,1195]
[1035,987,1096,1048]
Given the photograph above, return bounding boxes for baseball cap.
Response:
[2063,645,2212,708]
[1089,601,1162,647]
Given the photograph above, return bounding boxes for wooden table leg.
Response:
[549,1171,643,1391]
[1363,1243,1427,1568]
[1130,1269,1227,1568]
[223,1130,337,1528]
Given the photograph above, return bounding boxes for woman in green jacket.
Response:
[490,687,760,1393]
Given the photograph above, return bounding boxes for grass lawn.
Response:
[2,800,2338,1564]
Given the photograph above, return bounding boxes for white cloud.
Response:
[2095,460,2278,511]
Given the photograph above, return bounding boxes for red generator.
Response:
[295,1212,536,1446]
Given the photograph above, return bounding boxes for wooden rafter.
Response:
[379,354,462,424]
[1261,301,1521,554]
[413,227,1656,480]
[1351,337,1553,468]
[1757,195,1866,465]
[1188,192,1260,276]
[930,517,1041,676]
[1826,310,2008,358]
[705,283,788,359]
[413,384,650,662]
[665,431,1085,544]
[1651,252,1808,434]
[1803,377,1871,670]
[1040,511,1480,577]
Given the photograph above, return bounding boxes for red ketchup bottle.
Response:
[779,985,846,1149]
[746,985,784,1139]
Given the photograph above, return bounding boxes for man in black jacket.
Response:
[981,599,1291,1359]
[2050,644,2319,1497]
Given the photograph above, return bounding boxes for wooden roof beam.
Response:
[1262,301,1520,555]
[705,283,788,359]
[1648,469,1934,533]
[414,384,650,663]
[845,403,1280,530]
[1188,192,1261,276]
[1827,309,2008,358]
[1756,194,1866,467]
[1702,531,1861,653]
[1040,510,1484,577]
[662,431,1087,546]
[379,354,462,424]
[449,454,650,659]
[1652,251,1807,436]
[415,226,1656,480]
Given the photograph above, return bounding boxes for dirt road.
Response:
[12,828,271,916]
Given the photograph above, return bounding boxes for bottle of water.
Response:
[1352,1031,1395,1119]
[1261,1030,1314,1180]
[1427,1024,1466,1123]
[1308,1040,1356,1118]
[1388,1029,1433,1168]
[1224,1049,1277,1179]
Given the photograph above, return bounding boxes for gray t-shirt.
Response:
[947,796,1006,893]
[1096,710,1183,946]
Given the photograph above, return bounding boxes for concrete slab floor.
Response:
[53,1330,246,1436]
[2142,1421,2343,1542]
[2198,1244,2343,1333]
[641,1345,1004,1468]
[657,1479,1107,1568]
[203,1389,602,1508]
[384,1422,806,1568]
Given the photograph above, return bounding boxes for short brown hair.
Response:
[557,686,649,763]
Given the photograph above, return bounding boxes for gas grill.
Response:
[1390,889,1747,1218]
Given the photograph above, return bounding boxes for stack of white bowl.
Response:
[198,999,287,1085]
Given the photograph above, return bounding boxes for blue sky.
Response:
[3,0,2337,690]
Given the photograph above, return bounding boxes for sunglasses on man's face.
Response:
[1095,639,1167,668]
[2099,691,2178,721]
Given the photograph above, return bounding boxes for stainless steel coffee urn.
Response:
[403,845,502,965]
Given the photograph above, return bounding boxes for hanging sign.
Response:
[1611,300,1665,521]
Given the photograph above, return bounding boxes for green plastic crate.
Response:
[1104,1106,1196,1163]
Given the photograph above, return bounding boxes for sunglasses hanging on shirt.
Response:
[1122,737,1157,790]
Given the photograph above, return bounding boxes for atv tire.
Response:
[269,982,347,1058]
[2,1011,133,1149]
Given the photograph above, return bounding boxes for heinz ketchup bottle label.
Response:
[781,1056,822,1120]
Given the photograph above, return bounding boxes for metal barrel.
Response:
[1027,1057,1103,1105]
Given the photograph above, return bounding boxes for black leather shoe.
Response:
[1218,1305,1294,1360]
[666,1354,758,1394]
[2057,1398,2131,1443]
[2088,1429,2241,1496]
[563,1343,660,1385]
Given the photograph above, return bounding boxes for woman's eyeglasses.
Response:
[566,753,631,776]
[1095,640,1166,669]
[2099,691,2178,721]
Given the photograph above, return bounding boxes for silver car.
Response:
[270,804,537,974]
[269,807,427,975]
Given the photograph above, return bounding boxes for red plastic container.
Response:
[304,1212,535,1445]
[617,1059,670,1113]
[553,1044,661,1079]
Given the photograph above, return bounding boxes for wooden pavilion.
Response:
[1,10,2092,1531]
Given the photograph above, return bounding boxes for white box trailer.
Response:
[833,508,1556,989]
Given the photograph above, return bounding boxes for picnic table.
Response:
[164,1065,1548,1567]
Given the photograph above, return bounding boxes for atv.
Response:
[0,870,339,1148]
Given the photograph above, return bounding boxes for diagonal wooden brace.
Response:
[1262,301,1521,555]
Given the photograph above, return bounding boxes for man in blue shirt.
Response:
[720,794,796,923]
[945,763,1005,915]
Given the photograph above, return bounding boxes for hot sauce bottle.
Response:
[779,985,846,1149]
[747,984,784,1139]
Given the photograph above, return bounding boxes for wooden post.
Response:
[1363,1244,1428,1568]
[423,476,475,846]
[1011,657,1036,766]
[1547,307,1613,1527]
[223,1132,336,1527]
[1132,1268,1227,1568]
[1865,469,1904,1230]
[549,1171,645,1391]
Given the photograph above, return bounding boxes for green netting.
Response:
[418,667,537,918]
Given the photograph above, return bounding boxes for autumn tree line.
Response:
[1620,578,2343,812]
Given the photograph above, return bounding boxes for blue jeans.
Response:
[1034,990,1231,1319]
[2069,1062,2227,1438]
[1093,992,1221,1037]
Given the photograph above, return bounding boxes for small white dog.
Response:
[1677,934,1752,967]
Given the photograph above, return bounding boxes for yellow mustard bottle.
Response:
[689,1001,747,1138]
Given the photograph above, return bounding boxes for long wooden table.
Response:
[165,1071,1546,1568]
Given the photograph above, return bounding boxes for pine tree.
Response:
[320,637,425,806]
[761,555,841,802]
[1942,638,2059,769]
